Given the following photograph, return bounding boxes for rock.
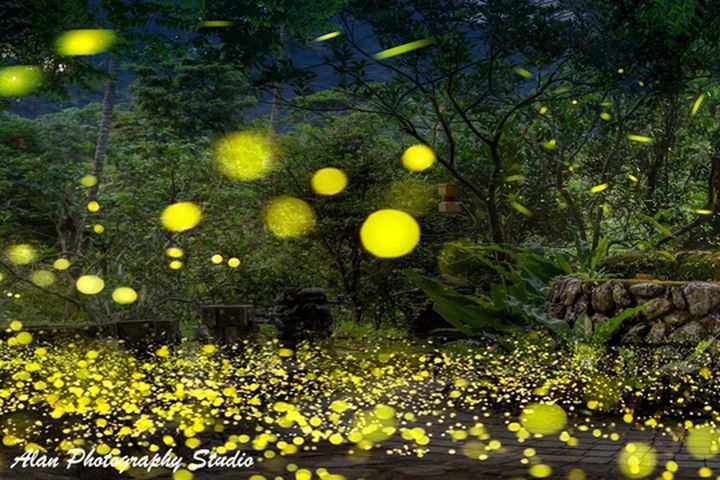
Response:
[670,287,687,310]
[561,279,584,306]
[661,312,690,328]
[683,283,720,317]
[699,313,720,336]
[547,303,565,320]
[621,323,649,344]
[669,321,707,344]
[612,283,632,307]
[642,298,673,320]
[645,322,666,344]
[591,281,615,313]
[629,282,665,297]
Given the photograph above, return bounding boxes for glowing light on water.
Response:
[311,168,348,196]
[264,197,316,238]
[76,275,105,295]
[160,202,202,232]
[374,39,431,60]
[214,131,274,181]
[402,145,435,172]
[56,29,116,56]
[360,209,420,258]
[0,66,42,97]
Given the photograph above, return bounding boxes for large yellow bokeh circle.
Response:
[402,144,435,172]
[520,403,567,435]
[76,275,105,295]
[160,202,202,232]
[56,29,116,56]
[214,131,274,181]
[112,287,138,305]
[311,168,348,196]
[0,66,43,97]
[264,197,316,238]
[360,209,420,258]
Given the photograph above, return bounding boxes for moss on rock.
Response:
[599,250,720,281]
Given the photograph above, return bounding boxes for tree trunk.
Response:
[89,54,119,200]
[268,26,287,133]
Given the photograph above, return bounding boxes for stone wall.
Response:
[547,277,720,344]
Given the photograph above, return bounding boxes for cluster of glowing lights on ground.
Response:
[0,329,715,478]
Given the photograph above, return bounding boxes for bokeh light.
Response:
[93,224,105,234]
[76,275,105,295]
[360,209,420,258]
[30,270,55,288]
[6,244,37,265]
[112,287,138,305]
[228,257,240,268]
[0,66,42,97]
[401,144,435,172]
[166,247,184,258]
[52,258,71,270]
[214,131,274,181]
[80,175,98,187]
[520,403,567,435]
[264,197,316,238]
[619,442,656,478]
[211,254,223,264]
[374,39,431,60]
[686,424,720,460]
[56,29,116,56]
[311,168,348,196]
[382,179,435,215]
[160,202,202,232]
[87,201,100,212]
[169,260,183,270]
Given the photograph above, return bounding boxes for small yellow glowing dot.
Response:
[53,258,71,270]
[698,467,712,478]
[264,197,316,238]
[360,209,420,258]
[166,247,184,258]
[214,131,274,181]
[228,257,240,268]
[161,202,202,232]
[169,260,183,270]
[112,287,138,305]
[76,275,105,295]
[600,112,612,121]
[87,201,100,212]
[56,29,116,56]
[0,66,43,97]
[311,167,348,196]
[402,144,436,172]
[93,224,105,234]
[9,320,22,331]
[211,254,223,264]
[6,244,37,265]
[30,270,55,287]
[80,175,98,187]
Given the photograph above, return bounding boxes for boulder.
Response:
[670,287,687,310]
[612,283,632,307]
[629,283,665,298]
[561,279,584,306]
[660,312,690,328]
[669,321,707,344]
[642,298,673,321]
[645,322,666,344]
[591,281,615,313]
[683,283,720,317]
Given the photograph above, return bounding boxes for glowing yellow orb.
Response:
[619,442,656,478]
[6,244,37,265]
[687,425,720,460]
[166,247,184,258]
[311,168,348,196]
[161,202,202,232]
[401,144,436,172]
[228,257,240,268]
[93,224,105,234]
[360,209,420,258]
[9,320,22,331]
[169,260,183,270]
[80,175,97,187]
[0,66,42,97]
[56,29,116,56]
[87,201,100,212]
[112,287,138,305]
[15,332,33,346]
[214,131,274,181]
[76,275,105,295]
[53,258,71,270]
[30,270,55,287]
[211,254,223,264]
[264,197,316,238]
[520,403,567,435]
